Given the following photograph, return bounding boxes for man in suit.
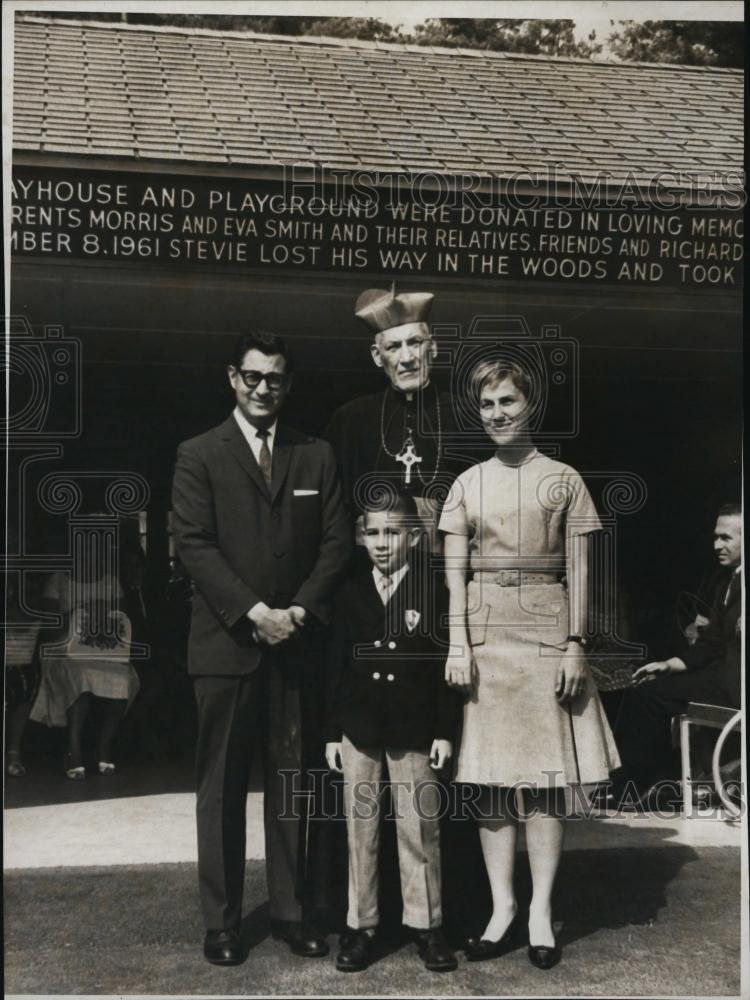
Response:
[172,331,351,965]
[325,492,458,973]
[612,502,742,800]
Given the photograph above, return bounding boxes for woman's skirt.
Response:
[454,579,620,789]
[30,655,140,728]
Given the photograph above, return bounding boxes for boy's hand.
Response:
[325,741,343,773]
[429,739,453,770]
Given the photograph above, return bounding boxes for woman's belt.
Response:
[472,570,561,586]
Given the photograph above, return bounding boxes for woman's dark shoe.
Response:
[527,942,561,970]
[465,917,518,962]
[203,927,244,966]
[63,752,85,781]
[336,927,377,972]
[414,927,458,972]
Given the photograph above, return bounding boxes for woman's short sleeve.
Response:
[438,473,470,536]
[565,470,602,535]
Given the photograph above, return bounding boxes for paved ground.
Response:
[4,847,742,997]
[5,750,742,869]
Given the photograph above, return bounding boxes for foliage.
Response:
[412,18,602,57]
[27,11,402,41]
[296,17,403,41]
[608,20,744,68]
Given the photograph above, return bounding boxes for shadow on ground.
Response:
[4,845,741,996]
[441,819,709,945]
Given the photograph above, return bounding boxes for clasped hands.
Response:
[247,603,307,646]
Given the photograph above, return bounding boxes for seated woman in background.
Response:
[30,561,139,779]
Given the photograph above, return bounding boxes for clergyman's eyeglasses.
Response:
[236,369,288,391]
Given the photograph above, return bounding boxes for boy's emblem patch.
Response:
[405,609,420,633]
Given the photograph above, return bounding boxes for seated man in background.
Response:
[611,502,742,804]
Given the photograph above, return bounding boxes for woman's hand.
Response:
[446,644,474,691]
[429,739,453,770]
[555,642,587,704]
[325,741,343,773]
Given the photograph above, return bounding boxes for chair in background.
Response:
[675,703,743,819]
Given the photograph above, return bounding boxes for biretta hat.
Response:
[355,283,434,335]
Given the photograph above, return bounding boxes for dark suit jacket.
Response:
[682,569,742,708]
[325,566,458,751]
[172,415,351,676]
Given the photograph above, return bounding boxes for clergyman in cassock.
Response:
[325,284,466,550]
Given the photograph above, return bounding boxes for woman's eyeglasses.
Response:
[235,369,288,391]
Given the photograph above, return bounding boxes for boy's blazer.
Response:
[172,416,351,675]
[325,566,458,751]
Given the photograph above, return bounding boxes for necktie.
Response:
[256,429,273,489]
[378,574,392,605]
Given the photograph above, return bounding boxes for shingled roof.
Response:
[13,16,744,186]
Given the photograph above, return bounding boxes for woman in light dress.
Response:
[440,360,619,969]
[31,567,139,779]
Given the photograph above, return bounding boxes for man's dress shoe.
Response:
[271,919,329,958]
[527,942,561,970]
[203,928,244,966]
[336,927,377,972]
[414,928,458,972]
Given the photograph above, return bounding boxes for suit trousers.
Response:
[341,735,443,931]
[614,665,734,791]
[193,659,304,931]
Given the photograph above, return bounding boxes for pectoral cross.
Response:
[396,439,422,485]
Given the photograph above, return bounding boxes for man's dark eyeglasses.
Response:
[236,369,288,390]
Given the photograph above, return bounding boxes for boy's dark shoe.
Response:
[415,927,458,972]
[336,927,377,972]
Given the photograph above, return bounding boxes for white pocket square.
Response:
[294,489,319,496]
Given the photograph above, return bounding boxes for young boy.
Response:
[325,492,458,973]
